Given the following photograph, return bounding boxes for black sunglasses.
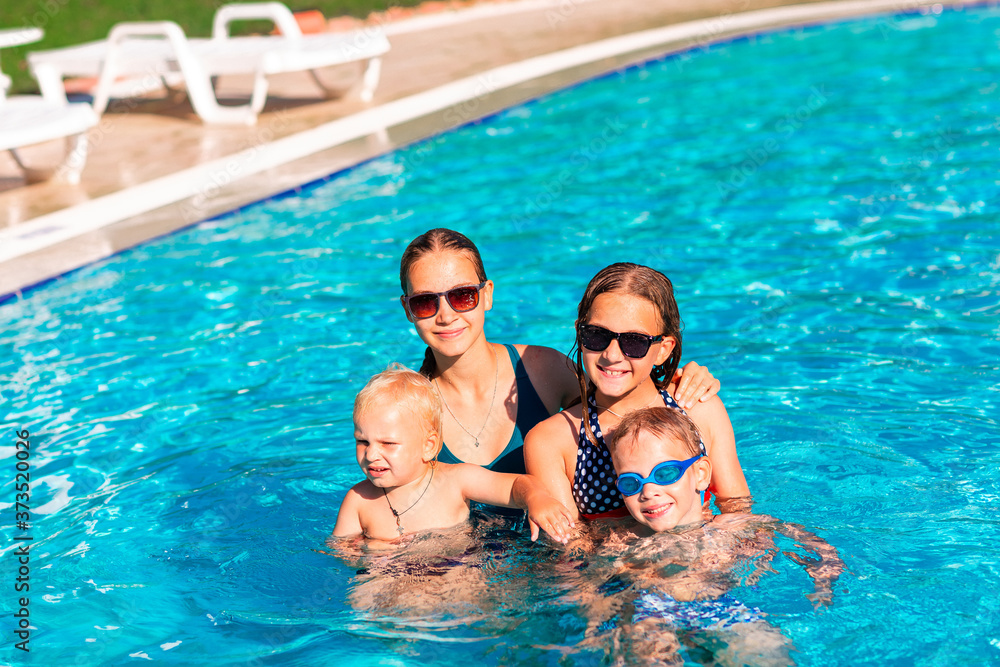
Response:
[578,324,664,359]
[402,282,487,319]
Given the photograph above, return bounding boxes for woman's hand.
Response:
[672,361,720,409]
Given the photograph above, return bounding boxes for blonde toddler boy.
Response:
[333,364,573,543]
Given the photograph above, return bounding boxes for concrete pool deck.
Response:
[0,0,975,300]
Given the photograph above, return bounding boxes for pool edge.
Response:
[0,0,984,305]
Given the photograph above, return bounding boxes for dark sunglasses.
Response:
[578,324,665,359]
[615,455,703,497]
[402,282,487,319]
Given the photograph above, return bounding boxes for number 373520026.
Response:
[15,429,30,519]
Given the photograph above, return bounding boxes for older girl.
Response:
[398,229,721,476]
[523,262,750,519]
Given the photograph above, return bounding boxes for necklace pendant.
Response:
[474,438,480,448]
[396,524,404,536]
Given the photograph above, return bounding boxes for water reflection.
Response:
[332,512,842,665]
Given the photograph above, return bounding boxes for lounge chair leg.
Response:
[7,132,89,185]
[9,148,53,185]
[56,132,89,184]
[359,57,382,103]
[307,69,339,99]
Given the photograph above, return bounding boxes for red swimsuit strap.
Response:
[581,507,630,520]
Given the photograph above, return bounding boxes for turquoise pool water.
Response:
[2,4,999,664]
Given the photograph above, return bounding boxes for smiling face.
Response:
[403,250,493,358]
[354,398,438,490]
[581,291,675,404]
[611,429,711,532]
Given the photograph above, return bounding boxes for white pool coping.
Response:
[0,0,969,297]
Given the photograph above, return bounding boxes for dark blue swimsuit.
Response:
[436,344,550,475]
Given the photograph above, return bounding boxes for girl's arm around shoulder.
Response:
[446,462,574,543]
[684,395,751,505]
[332,483,368,538]
[523,411,583,522]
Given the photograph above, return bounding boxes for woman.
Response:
[398,229,721,476]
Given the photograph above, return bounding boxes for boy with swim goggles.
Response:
[607,406,712,532]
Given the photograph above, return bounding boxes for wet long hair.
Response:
[572,262,684,446]
[399,228,488,377]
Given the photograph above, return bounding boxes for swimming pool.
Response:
[2,3,999,664]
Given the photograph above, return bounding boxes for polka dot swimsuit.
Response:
[572,389,708,518]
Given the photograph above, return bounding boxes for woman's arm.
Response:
[685,396,751,507]
[516,344,582,413]
[671,361,721,409]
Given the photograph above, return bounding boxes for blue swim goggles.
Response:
[615,455,703,497]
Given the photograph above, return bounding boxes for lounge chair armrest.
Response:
[92,21,198,114]
[106,20,189,43]
[212,2,302,40]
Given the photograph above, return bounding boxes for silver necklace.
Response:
[594,393,660,419]
[383,466,434,536]
[596,404,623,418]
[436,345,499,448]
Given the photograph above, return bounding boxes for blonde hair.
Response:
[611,407,702,459]
[353,363,444,454]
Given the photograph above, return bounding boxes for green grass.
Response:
[2,1,426,93]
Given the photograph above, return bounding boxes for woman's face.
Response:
[580,291,674,402]
[402,250,493,358]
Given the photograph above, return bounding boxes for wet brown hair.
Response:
[573,262,684,446]
[399,229,488,377]
[611,407,702,460]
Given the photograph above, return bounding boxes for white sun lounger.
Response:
[0,27,97,183]
[27,2,390,126]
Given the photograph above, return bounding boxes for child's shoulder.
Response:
[345,479,382,500]
[531,402,584,434]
